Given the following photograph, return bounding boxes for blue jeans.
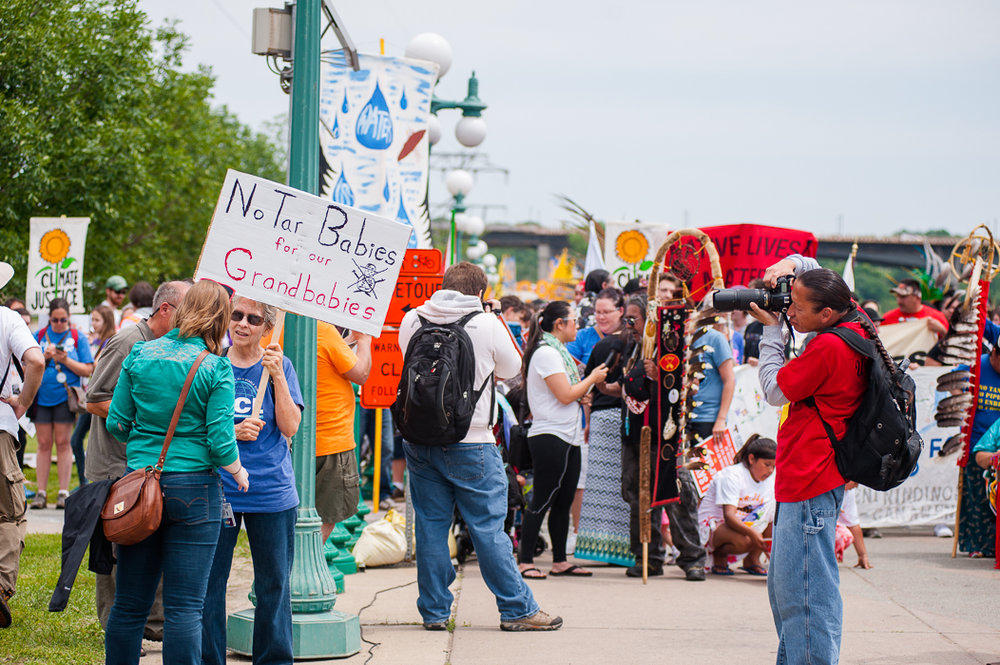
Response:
[404,441,538,623]
[202,507,296,665]
[105,471,223,665]
[360,407,395,500]
[767,487,845,665]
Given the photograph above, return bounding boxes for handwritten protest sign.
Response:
[195,170,412,336]
[27,217,90,314]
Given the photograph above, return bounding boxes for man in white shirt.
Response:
[398,262,562,633]
[0,261,46,628]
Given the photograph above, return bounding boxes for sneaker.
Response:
[56,491,69,510]
[625,563,663,578]
[933,524,953,538]
[684,567,707,582]
[29,491,46,510]
[378,497,395,511]
[391,487,405,500]
[423,621,448,631]
[0,590,11,628]
[500,610,563,632]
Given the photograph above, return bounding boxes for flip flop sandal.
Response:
[550,565,593,577]
[741,564,767,577]
[520,567,546,579]
[710,565,735,576]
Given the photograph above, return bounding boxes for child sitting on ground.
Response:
[834,482,872,569]
[697,434,777,576]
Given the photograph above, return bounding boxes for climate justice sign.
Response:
[194,170,412,336]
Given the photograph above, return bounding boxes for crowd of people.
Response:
[0,250,995,665]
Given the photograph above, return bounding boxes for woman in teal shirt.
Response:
[104,280,249,665]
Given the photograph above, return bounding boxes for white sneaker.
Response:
[933,524,953,538]
[566,531,577,555]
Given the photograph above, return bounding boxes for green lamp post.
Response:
[228,0,359,657]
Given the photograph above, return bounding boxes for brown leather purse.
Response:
[101,350,210,545]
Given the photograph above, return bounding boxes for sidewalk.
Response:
[26,510,1000,664]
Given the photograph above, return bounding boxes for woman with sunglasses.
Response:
[202,296,302,665]
[104,280,248,665]
[517,301,608,579]
[30,297,94,509]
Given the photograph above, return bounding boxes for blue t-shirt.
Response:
[691,328,734,423]
[36,328,94,407]
[732,330,745,364]
[566,326,601,365]
[224,355,303,513]
[969,353,1000,446]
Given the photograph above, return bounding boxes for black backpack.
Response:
[391,312,493,446]
[805,314,923,491]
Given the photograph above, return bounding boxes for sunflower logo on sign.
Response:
[40,229,71,264]
[35,228,76,301]
[615,230,649,264]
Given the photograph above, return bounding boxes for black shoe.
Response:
[423,621,448,631]
[625,563,663,578]
[0,591,11,629]
[684,567,707,581]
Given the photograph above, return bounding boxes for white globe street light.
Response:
[427,114,442,146]
[405,33,452,79]
[445,169,474,198]
[466,244,484,260]
[455,116,487,148]
[463,215,485,237]
[482,253,498,268]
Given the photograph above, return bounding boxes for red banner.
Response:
[664,224,817,297]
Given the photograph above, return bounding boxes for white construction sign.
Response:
[195,170,412,336]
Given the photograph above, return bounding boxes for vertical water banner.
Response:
[27,217,90,314]
[320,52,439,250]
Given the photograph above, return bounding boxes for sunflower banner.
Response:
[603,221,672,289]
[27,217,90,314]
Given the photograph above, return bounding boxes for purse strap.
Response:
[154,349,210,473]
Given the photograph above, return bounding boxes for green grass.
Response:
[0,534,104,664]
[0,530,252,663]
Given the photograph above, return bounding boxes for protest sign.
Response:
[603,222,816,295]
[194,170,412,336]
[320,52,438,250]
[880,319,939,361]
[855,367,960,527]
[27,217,90,314]
[691,430,740,497]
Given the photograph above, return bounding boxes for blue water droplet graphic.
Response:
[341,91,349,114]
[383,180,390,202]
[332,166,355,207]
[400,88,408,110]
[355,81,394,150]
[332,115,340,139]
[396,198,418,248]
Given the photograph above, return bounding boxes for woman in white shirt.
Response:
[697,434,776,576]
[517,301,608,579]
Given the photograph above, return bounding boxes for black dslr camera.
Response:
[713,276,793,313]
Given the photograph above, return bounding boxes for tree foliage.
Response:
[0,0,284,307]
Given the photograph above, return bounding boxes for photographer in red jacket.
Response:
[749,254,873,665]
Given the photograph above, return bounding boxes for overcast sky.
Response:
[141,1,1000,238]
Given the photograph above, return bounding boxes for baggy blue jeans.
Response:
[105,471,222,665]
[201,507,297,665]
[767,486,845,665]
[403,441,539,623]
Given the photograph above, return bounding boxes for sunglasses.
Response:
[50,317,69,323]
[624,316,638,326]
[231,311,265,326]
[115,289,128,295]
